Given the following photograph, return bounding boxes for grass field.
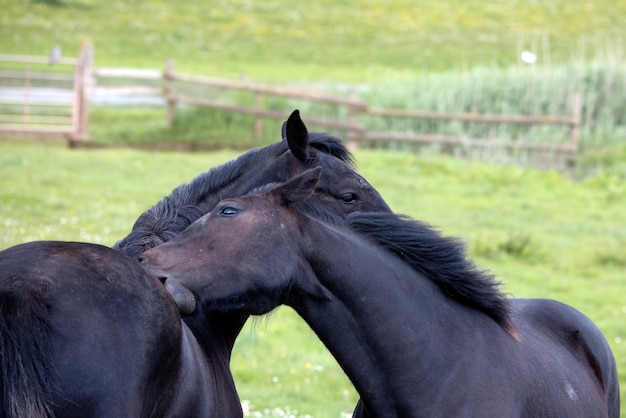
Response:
[1,140,624,416]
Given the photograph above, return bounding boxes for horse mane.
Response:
[346,212,515,334]
[115,133,353,257]
[307,132,354,164]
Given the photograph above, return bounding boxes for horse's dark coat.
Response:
[140,168,620,418]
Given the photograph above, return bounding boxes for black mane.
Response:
[114,134,352,257]
[346,212,514,333]
[306,132,354,164]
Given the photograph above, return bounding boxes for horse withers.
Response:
[140,168,619,417]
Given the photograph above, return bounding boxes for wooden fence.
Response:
[1,52,582,156]
[162,60,367,142]
[0,43,93,146]
[365,95,581,154]
[159,60,581,155]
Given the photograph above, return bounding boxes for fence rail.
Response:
[160,59,581,154]
[1,52,582,156]
[161,60,367,140]
[365,92,581,153]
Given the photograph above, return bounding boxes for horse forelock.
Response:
[345,212,514,333]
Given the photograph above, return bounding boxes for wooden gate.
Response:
[0,43,93,147]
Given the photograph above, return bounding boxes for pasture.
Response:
[1,140,624,416]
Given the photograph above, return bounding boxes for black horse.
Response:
[140,168,620,417]
[0,241,241,417]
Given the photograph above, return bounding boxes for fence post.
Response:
[164,59,177,128]
[69,41,93,148]
[568,92,581,153]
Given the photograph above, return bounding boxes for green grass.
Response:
[88,107,286,150]
[1,141,624,416]
[2,0,625,82]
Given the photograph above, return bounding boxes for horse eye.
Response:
[340,192,357,204]
[218,206,239,216]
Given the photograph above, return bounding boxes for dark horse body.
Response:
[0,111,391,416]
[0,241,240,417]
[140,168,620,418]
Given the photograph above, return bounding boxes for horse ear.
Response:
[279,167,321,205]
[284,109,311,161]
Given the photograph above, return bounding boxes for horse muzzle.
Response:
[163,279,197,315]
[138,256,198,315]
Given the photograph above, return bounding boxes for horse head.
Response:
[115,110,390,258]
[138,168,327,315]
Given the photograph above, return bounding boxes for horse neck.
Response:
[184,311,249,361]
[177,320,244,417]
[292,222,482,415]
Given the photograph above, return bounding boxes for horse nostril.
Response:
[158,276,167,284]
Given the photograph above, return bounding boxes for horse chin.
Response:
[165,280,197,315]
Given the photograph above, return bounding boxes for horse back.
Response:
[513,298,619,418]
[0,241,185,417]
